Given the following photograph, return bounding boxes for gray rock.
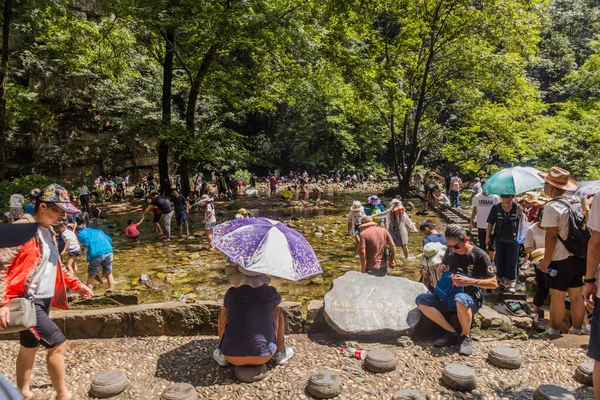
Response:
[533,385,574,400]
[442,364,477,391]
[488,345,522,369]
[323,271,428,336]
[392,389,427,400]
[306,370,341,399]
[305,300,324,333]
[363,349,396,373]
[234,364,268,383]
[477,306,511,329]
[89,369,129,398]
[161,383,198,400]
[574,361,594,386]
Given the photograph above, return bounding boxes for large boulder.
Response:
[323,271,428,336]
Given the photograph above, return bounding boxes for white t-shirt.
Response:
[205,203,216,224]
[472,194,500,229]
[540,196,572,261]
[78,186,89,196]
[9,194,25,208]
[439,194,450,204]
[27,227,59,299]
[587,194,600,283]
[61,229,81,253]
[524,223,546,250]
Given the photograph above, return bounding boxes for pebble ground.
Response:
[0,334,594,399]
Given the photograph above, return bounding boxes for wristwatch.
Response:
[583,277,597,284]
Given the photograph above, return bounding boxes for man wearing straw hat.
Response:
[537,166,585,335]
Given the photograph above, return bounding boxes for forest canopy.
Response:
[1,0,599,189]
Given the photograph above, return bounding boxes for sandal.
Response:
[506,301,526,316]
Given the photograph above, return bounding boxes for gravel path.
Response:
[0,334,593,399]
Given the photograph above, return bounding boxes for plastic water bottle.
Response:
[340,347,367,360]
[546,268,558,277]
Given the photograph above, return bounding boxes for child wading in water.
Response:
[126,217,144,240]
[146,198,163,237]
[347,201,366,257]
[200,194,216,250]
[58,221,82,274]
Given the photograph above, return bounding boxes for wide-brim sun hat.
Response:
[40,184,79,214]
[531,248,545,264]
[368,195,381,206]
[350,200,363,211]
[199,194,214,203]
[538,167,578,192]
[225,263,271,288]
[418,242,446,268]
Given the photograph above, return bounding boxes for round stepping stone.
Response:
[89,369,129,398]
[533,385,575,400]
[574,361,594,386]
[306,370,341,399]
[392,389,427,399]
[441,364,477,391]
[488,345,522,369]
[161,383,198,400]
[363,349,396,373]
[234,364,268,383]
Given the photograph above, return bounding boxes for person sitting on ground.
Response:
[58,221,81,275]
[416,224,497,356]
[133,184,145,198]
[358,216,396,276]
[78,227,116,291]
[213,262,294,367]
[420,220,447,246]
[126,217,144,240]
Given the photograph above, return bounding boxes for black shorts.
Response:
[153,214,161,223]
[67,250,81,257]
[477,228,495,252]
[20,298,66,349]
[546,256,585,292]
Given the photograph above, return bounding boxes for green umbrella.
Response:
[482,166,545,195]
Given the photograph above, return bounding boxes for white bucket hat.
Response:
[225,263,271,288]
[418,242,447,268]
[350,200,363,212]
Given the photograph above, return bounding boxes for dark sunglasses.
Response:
[500,195,514,199]
[448,239,465,250]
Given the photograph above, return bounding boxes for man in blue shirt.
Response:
[78,228,115,291]
[420,220,447,245]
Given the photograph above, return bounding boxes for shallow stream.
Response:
[80,192,446,307]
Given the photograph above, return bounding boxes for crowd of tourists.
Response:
[3,163,600,399]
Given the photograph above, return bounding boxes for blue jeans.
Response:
[175,210,188,227]
[416,292,481,315]
[494,241,520,282]
[450,190,460,207]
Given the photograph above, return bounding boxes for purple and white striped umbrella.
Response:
[212,217,322,281]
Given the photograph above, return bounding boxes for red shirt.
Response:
[125,223,140,237]
[269,177,277,187]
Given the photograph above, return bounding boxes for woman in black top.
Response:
[486,195,522,293]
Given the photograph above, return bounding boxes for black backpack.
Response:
[548,197,592,258]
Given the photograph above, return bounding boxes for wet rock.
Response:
[323,271,428,336]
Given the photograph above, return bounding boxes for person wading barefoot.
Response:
[0,184,93,400]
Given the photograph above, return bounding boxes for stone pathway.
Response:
[0,334,593,399]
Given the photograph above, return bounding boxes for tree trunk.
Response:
[159,29,174,194]
[0,0,12,179]
[180,43,218,197]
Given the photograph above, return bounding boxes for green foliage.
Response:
[0,174,70,209]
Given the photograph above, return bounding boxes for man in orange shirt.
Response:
[358,216,396,276]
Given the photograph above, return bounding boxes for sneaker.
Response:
[212,348,229,367]
[274,347,294,365]
[434,331,460,347]
[459,335,473,356]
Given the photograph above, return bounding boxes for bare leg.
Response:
[567,287,584,330]
[353,236,360,255]
[17,346,38,399]
[456,302,473,336]
[65,258,74,275]
[402,246,409,259]
[47,342,71,400]
[206,229,214,248]
[184,222,190,236]
[86,274,97,290]
[417,304,456,333]
[103,272,116,291]
[549,289,566,331]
